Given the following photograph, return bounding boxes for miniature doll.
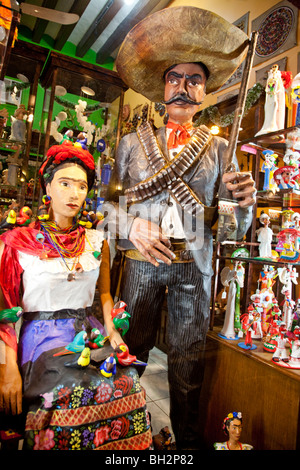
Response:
[255,64,285,136]
[272,323,290,363]
[219,262,244,340]
[256,213,273,259]
[273,166,300,193]
[9,104,27,142]
[214,412,253,450]
[261,150,277,192]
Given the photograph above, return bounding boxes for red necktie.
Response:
[166,121,193,149]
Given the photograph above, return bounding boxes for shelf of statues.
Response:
[217,246,300,371]
[256,189,300,208]
[217,207,300,266]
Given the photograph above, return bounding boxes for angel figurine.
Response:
[219,261,244,340]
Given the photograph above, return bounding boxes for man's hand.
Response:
[129,218,175,267]
[222,171,256,208]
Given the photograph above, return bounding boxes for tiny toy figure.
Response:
[263,303,282,352]
[256,213,273,259]
[261,150,277,192]
[273,166,300,192]
[255,64,285,136]
[281,286,295,331]
[219,262,244,340]
[214,412,253,450]
[276,228,300,262]
[238,305,259,350]
[289,326,300,368]
[9,104,27,142]
[272,323,289,363]
[291,72,300,126]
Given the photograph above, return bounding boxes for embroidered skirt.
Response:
[18,309,152,450]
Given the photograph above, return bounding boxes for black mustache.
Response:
[162,93,202,106]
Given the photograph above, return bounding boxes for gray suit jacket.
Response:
[104,125,253,275]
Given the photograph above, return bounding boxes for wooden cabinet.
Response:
[198,329,300,450]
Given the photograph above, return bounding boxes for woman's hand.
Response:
[108,328,126,350]
[0,346,22,415]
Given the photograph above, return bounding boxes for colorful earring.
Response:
[38,195,51,221]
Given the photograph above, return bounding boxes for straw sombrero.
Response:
[116,6,250,102]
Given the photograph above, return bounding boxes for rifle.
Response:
[217,31,259,242]
[225,30,259,173]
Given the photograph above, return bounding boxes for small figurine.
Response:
[74,131,88,150]
[9,104,27,142]
[53,330,88,356]
[255,64,285,137]
[276,228,300,262]
[88,328,108,349]
[60,129,74,144]
[16,206,32,226]
[219,262,244,340]
[256,213,273,259]
[100,353,117,377]
[111,302,131,336]
[0,209,16,230]
[115,343,147,367]
[214,412,253,450]
[238,305,259,350]
[263,303,282,352]
[0,306,23,323]
[261,150,277,192]
[288,326,300,368]
[280,286,295,331]
[273,166,300,192]
[272,323,289,363]
[64,347,91,369]
[291,72,300,126]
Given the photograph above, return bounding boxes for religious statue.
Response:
[255,64,286,136]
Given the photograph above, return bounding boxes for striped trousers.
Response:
[121,257,212,450]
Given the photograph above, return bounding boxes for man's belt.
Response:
[125,241,194,263]
[124,121,215,221]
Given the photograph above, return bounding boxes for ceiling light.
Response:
[81,86,95,96]
[55,85,67,96]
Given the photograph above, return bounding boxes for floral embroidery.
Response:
[25,369,150,450]
[94,425,111,447]
[95,382,113,403]
[132,411,146,434]
[57,385,72,409]
[33,429,55,450]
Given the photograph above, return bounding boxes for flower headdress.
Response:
[222,412,242,433]
[39,141,95,193]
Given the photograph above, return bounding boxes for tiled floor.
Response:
[139,347,175,442]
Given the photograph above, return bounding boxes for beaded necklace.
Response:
[39,220,86,281]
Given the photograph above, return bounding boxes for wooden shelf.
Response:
[198,328,300,450]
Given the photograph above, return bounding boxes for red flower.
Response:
[113,375,134,396]
[57,386,71,409]
[94,425,110,447]
[95,383,113,403]
[281,71,293,89]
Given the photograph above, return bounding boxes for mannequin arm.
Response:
[97,239,124,349]
[0,241,22,415]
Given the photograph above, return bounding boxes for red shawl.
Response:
[0,221,86,308]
